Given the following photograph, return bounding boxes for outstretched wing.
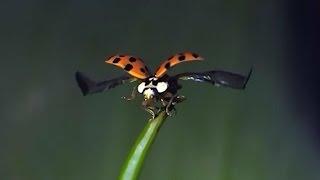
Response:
[105,55,150,79]
[155,52,203,78]
[175,68,252,89]
[75,71,137,96]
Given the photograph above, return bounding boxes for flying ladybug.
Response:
[75,52,252,118]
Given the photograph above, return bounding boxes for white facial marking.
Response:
[156,82,168,93]
[137,82,145,93]
[143,88,155,99]
[149,77,158,81]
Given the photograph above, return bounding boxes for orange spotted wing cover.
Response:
[105,55,150,79]
[155,52,204,78]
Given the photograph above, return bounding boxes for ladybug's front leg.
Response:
[145,107,158,119]
[142,98,160,119]
[121,86,137,101]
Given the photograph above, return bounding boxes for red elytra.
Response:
[105,52,203,79]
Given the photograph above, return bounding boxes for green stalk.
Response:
[118,111,168,180]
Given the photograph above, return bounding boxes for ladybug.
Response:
[75,52,252,118]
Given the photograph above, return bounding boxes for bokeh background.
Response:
[1,0,320,179]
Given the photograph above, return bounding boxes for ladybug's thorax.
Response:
[137,76,169,100]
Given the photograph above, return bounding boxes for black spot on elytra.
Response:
[165,62,171,69]
[119,55,125,57]
[192,53,199,58]
[129,57,136,62]
[113,58,121,63]
[140,68,145,73]
[124,64,133,71]
[178,55,186,61]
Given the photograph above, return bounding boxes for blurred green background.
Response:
[1,0,320,179]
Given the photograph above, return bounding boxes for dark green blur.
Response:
[1,1,319,180]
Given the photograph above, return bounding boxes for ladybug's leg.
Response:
[144,107,157,119]
[166,105,176,117]
[165,94,178,116]
[121,86,137,101]
[160,98,167,107]
[142,98,160,119]
[174,95,186,104]
[163,95,186,116]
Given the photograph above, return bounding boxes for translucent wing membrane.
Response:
[75,71,136,96]
[105,55,150,79]
[155,52,203,78]
[175,68,252,89]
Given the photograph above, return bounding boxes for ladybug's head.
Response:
[137,76,168,100]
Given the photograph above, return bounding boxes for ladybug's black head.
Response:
[138,76,168,100]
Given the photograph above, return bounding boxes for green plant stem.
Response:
[118,111,168,180]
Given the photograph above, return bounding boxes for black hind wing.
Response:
[75,72,135,96]
[175,68,252,89]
